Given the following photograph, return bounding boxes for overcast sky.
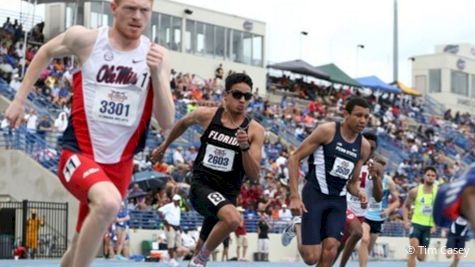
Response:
[3,0,475,86]
[174,0,475,86]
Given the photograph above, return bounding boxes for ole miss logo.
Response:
[108,91,128,103]
[96,64,138,85]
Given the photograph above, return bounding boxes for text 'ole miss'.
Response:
[96,64,139,85]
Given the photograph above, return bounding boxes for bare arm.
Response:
[386,176,400,214]
[347,138,371,198]
[6,26,94,127]
[152,107,214,161]
[403,187,417,224]
[288,123,334,199]
[370,161,384,202]
[241,121,265,181]
[148,44,175,131]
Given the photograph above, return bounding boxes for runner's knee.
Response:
[301,251,319,265]
[223,211,241,230]
[322,245,338,262]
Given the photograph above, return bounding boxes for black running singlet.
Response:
[192,107,250,196]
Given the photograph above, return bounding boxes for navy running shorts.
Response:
[301,182,347,245]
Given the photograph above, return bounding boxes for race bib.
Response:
[422,205,433,216]
[330,157,355,180]
[455,217,467,225]
[368,197,382,211]
[92,88,141,126]
[203,143,235,172]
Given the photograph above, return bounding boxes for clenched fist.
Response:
[146,43,166,74]
[5,99,25,128]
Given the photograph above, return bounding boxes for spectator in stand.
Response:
[172,146,185,165]
[2,17,12,32]
[256,209,271,261]
[1,116,13,149]
[24,108,37,152]
[235,207,248,261]
[0,42,8,55]
[176,227,196,260]
[114,202,130,260]
[25,209,44,258]
[257,190,272,214]
[215,63,224,80]
[36,114,53,141]
[184,146,198,163]
[0,56,14,80]
[14,242,27,259]
[9,73,21,92]
[158,194,182,267]
[278,204,292,222]
[221,236,230,261]
[54,112,68,137]
[128,183,144,195]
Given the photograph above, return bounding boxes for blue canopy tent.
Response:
[356,76,401,94]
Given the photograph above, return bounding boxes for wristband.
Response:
[240,145,250,152]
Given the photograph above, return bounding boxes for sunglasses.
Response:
[229,90,253,101]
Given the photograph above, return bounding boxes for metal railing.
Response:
[0,200,68,259]
[0,127,59,173]
[128,210,430,238]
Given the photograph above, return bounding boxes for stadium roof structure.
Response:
[267,59,330,80]
[392,81,422,96]
[315,63,361,87]
[356,76,401,94]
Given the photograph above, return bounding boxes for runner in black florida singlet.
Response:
[152,73,265,267]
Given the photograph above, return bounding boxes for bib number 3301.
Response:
[92,88,140,127]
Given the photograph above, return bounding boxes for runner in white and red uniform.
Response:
[5,1,174,266]
[58,24,155,230]
[337,132,383,267]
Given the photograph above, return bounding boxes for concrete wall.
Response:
[412,43,475,115]
[0,149,79,243]
[169,51,266,96]
[128,229,475,262]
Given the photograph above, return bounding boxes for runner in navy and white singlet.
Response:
[281,97,371,267]
[152,73,265,267]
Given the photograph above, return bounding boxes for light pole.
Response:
[299,31,308,60]
[356,44,365,77]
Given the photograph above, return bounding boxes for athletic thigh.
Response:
[189,181,235,219]
[301,183,343,245]
[323,196,346,241]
